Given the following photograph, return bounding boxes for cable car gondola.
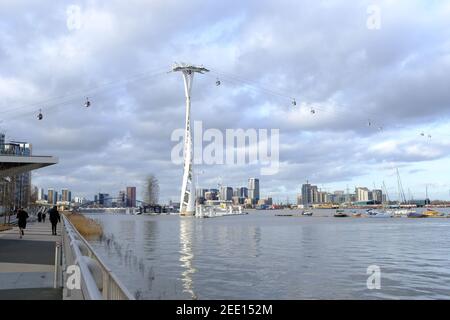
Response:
[84,97,91,108]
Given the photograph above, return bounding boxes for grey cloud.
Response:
[1,0,450,201]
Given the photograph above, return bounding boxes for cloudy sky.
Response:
[1,0,449,203]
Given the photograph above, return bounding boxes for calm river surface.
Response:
[86,208,450,300]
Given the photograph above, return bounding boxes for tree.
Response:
[144,174,159,205]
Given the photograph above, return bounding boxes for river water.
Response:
[86,208,450,300]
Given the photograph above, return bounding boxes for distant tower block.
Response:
[172,63,209,216]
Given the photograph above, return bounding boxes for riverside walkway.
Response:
[0,220,62,300]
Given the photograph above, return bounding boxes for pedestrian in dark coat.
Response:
[48,206,61,235]
[16,208,29,239]
[37,210,42,222]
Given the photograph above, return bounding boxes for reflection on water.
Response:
[179,218,197,299]
[87,209,450,299]
[251,226,261,258]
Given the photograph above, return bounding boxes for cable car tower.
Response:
[172,63,209,216]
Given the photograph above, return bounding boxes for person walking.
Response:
[37,210,42,222]
[48,206,60,235]
[16,208,29,239]
[42,209,47,223]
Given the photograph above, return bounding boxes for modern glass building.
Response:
[248,178,260,204]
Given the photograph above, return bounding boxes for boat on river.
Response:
[302,211,313,216]
[392,209,416,218]
[367,210,393,218]
[422,209,444,218]
[407,211,426,218]
[195,204,247,218]
[334,209,348,217]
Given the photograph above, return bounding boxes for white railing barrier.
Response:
[61,214,135,300]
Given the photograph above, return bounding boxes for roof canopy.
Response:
[0,155,58,178]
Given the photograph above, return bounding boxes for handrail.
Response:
[61,214,135,300]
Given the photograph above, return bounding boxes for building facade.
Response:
[372,189,383,203]
[301,183,313,207]
[238,187,248,198]
[220,186,233,201]
[248,178,260,204]
[356,187,370,202]
[126,186,136,207]
[61,188,72,202]
[0,140,33,208]
[47,188,57,205]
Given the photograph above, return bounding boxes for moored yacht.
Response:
[422,208,444,218]
[367,210,393,218]
[334,209,348,217]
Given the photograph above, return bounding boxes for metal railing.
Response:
[61,214,135,300]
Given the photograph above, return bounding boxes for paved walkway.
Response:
[0,220,63,300]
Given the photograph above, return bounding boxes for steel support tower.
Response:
[172,63,209,215]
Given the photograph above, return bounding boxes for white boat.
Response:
[367,210,393,218]
[334,209,348,217]
[195,205,247,218]
[392,209,416,217]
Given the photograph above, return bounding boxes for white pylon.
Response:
[172,63,209,216]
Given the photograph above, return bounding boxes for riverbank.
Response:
[63,211,103,238]
[0,224,12,232]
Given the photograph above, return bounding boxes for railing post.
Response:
[54,242,61,288]
[61,214,134,300]
[102,272,110,299]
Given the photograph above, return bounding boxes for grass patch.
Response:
[63,212,103,238]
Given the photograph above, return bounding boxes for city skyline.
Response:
[32,169,450,204]
[1,1,450,202]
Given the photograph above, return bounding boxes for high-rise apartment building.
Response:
[302,183,312,207]
[356,187,370,201]
[47,188,57,205]
[311,185,319,203]
[248,178,260,204]
[37,188,45,201]
[372,189,383,203]
[118,190,126,207]
[220,186,233,201]
[126,186,136,207]
[61,188,72,202]
[238,187,248,198]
